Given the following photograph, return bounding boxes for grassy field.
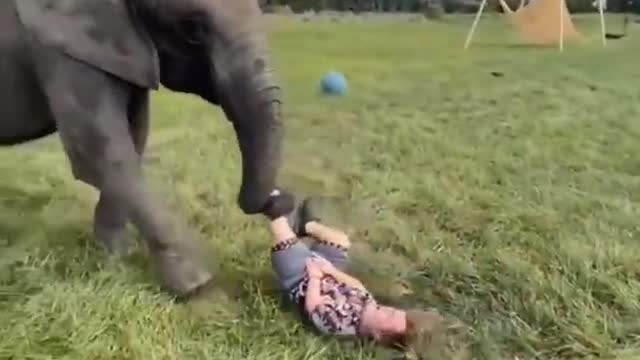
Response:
[2,13,640,360]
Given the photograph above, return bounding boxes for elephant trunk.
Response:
[213,37,284,215]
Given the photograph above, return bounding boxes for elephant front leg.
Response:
[93,90,151,258]
[94,193,134,257]
[94,154,214,297]
[36,61,213,298]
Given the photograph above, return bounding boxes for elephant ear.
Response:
[16,0,160,89]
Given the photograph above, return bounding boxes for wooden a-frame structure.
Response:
[464,0,608,50]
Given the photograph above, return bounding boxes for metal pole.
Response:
[464,0,489,49]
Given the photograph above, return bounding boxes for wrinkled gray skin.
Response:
[0,0,284,298]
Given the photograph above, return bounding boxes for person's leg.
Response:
[306,221,351,272]
[270,217,312,291]
[282,195,350,271]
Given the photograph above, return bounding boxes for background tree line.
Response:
[260,0,639,14]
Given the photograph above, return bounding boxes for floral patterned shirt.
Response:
[289,262,375,336]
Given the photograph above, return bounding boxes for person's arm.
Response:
[324,267,366,290]
[304,276,326,313]
[313,255,367,291]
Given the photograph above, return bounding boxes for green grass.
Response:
[2,14,640,360]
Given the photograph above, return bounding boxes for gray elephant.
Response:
[0,0,289,298]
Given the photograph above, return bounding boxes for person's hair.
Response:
[377,309,446,356]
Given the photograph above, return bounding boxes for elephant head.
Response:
[17,0,283,215]
[133,0,285,215]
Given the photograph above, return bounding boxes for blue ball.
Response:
[320,71,348,97]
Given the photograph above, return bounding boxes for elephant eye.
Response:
[179,17,209,45]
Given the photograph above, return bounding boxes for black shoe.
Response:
[287,196,321,237]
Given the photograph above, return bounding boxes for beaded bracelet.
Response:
[271,237,299,252]
[315,239,348,252]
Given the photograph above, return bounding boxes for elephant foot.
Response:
[151,244,214,299]
[94,223,136,258]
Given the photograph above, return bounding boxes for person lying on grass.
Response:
[267,194,447,354]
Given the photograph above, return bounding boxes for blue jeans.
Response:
[271,238,349,292]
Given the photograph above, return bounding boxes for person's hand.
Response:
[306,257,325,279]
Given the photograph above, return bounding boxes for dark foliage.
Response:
[259,0,638,14]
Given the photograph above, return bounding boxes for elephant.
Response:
[0,0,288,298]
